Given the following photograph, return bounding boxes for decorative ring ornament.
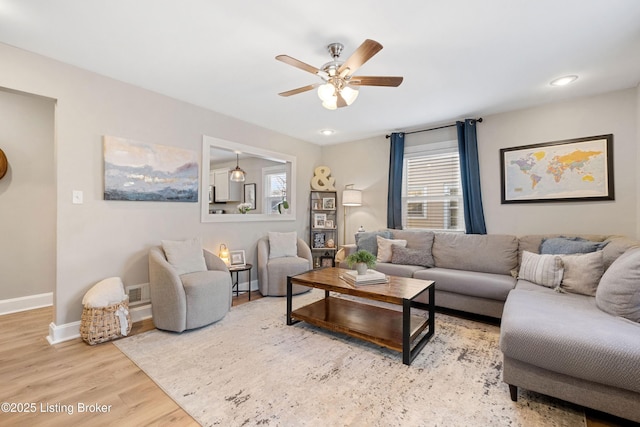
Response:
[0,148,7,180]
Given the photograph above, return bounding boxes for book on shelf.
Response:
[341,269,388,285]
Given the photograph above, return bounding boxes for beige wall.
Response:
[479,88,637,236]
[326,87,639,241]
[0,42,321,325]
[0,89,56,299]
[320,136,390,244]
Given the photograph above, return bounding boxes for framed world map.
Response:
[500,134,614,203]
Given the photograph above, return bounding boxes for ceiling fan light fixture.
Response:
[341,86,359,105]
[321,98,338,110]
[317,83,336,102]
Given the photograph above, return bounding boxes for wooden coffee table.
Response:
[286,267,435,365]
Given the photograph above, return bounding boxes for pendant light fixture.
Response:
[230,153,246,182]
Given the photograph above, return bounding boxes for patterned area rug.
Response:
[114,290,586,426]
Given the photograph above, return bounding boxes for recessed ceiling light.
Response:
[319,129,335,136]
[550,75,578,87]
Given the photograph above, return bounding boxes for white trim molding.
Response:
[0,292,53,316]
[47,321,80,345]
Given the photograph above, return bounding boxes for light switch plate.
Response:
[72,190,83,204]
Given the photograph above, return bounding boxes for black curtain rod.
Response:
[385,118,483,139]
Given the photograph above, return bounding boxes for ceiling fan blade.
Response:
[278,84,317,97]
[276,55,321,75]
[349,76,404,87]
[337,39,383,77]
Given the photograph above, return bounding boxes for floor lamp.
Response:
[342,184,362,244]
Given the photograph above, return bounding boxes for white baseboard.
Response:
[0,292,53,316]
[46,320,80,345]
[130,304,152,323]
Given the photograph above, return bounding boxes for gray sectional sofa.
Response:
[340,230,640,423]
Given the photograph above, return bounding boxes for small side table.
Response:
[229,263,253,300]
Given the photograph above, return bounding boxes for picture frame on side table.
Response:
[229,250,246,267]
[500,134,614,204]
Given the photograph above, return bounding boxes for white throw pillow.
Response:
[376,236,407,263]
[82,277,126,308]
[518,250,563,289]
[161,237,207,275]
[558,251,604,296]
[269,231,298,259]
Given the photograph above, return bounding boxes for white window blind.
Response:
[402,142,465,231]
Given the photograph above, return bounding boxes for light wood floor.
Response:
[0,291,634,427]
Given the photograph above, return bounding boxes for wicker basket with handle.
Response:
[80,296,131,345]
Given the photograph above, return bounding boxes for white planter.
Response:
[355,263,368,275]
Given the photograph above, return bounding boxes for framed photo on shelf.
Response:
[500,134,614,204]
[325,219,334,229]
[320,255,334,268]
[313,232,326,248]
[322,197,336,210]
[313,213,327,228]
[229,250,246,267]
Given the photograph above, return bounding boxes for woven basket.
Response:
[80,297,132,345]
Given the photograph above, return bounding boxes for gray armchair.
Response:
[257,237,313,296]
[149,246,232,332]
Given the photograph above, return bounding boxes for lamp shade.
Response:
[342,189,362,206]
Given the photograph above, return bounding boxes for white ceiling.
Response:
[1,0,640,145]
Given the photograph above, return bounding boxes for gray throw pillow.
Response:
[355,231,392,256]
[391,245,434,267]
[558,251,604,296]
[596,248,640,323]
[540,236,607,254]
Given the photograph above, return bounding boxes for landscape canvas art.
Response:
[104,136,198,202]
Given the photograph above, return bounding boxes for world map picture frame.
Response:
[500,134,614,204]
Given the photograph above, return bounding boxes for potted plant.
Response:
[345,250,377,275]
[276,199,289,213]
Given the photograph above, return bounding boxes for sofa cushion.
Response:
[161,238,207,275]
[413,267,516,301]
[432,233,518,275]
[501,289,640,394]
[540,236,607,255]
[374,262,426,278]
[596,248,640,323]
[376,236,407,263]
[268,231,298,259]
[601,236,640,270]
[558,251,604,296]
[355,231,392,256]
[390,229,435,267]
[517,251,563,289]
[391,246,434,268]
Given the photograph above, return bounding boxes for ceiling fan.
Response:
[276,39,403,110]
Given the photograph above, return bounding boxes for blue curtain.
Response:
[457,119,486,234]
[387,132,404,229]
